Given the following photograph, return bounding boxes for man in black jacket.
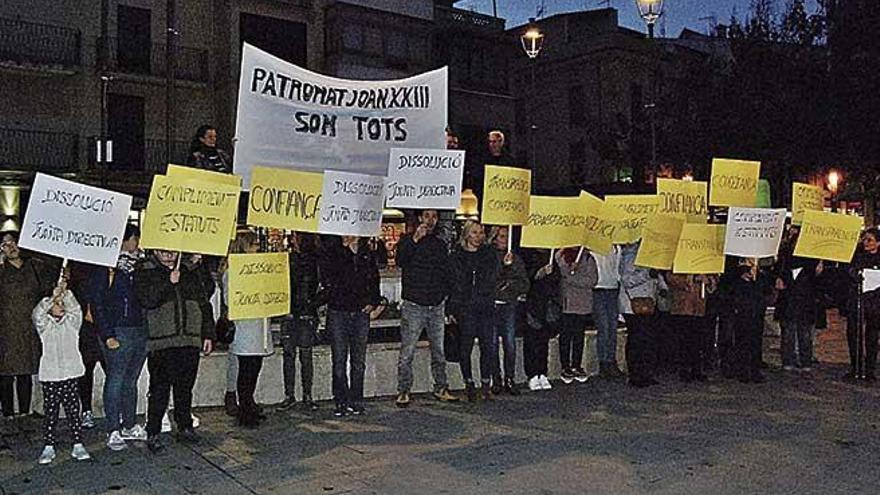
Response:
[134,250,215,453]
[394,210,458,407]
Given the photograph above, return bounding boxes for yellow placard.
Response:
[709,158,761,207]
[227,252,291,320]
[482,165,531,225]
[247,166,323,233]
[167,164,242,239]
[791,182,824,225]
[673,224,726,274]
[140,174,240,256]
[604,195,660,244]
[521,196,587,249]
[793,210,862,263]
[580,191,615,256]
[657,179,708,223]
[634,214,685,269]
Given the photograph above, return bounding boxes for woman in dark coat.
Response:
[847,228,880,381]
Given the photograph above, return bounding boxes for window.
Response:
[569,85,586,129]
[342,24,362,51]
[117,6,151,74]
[569,140,586,183]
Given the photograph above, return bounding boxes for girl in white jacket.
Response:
[33,285,91,464]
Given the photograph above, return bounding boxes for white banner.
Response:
[385,148,464,210]
[234,43,447,186]
[319,171,385,237]
[19,173,132,267]
[723,207,786,258]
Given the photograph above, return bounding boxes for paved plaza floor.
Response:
[1,320,879,495]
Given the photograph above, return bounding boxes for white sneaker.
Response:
[161,412,172,433]
[783,365,795,371]
[38,445,56,465]
[539,375,552,390]
[528,376,543,391]
[107,430,127,451]
[119,424,148,441]
[191,414,200,429]
[71,443,91,461]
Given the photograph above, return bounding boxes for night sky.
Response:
[454,0,821,37]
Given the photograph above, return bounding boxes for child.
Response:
[33,282,90,464]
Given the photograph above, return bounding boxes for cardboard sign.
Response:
[791,182,824,226]
[247,166,323,233]
[234,43,447,186]
[385,148,464,210]
[723,207,786,258]
[580,191,615,256]
[167,164,241,239]
[19,173,132,267]
[318,170,385,237]
[140,175,240,256]
[482,165,531,225]
[634,214,685,269]
[604,195,660,244]
[793,210,862,263]
[657,179,708,223]
[709,158,761,207]
[227,252,291,320]
[673,224,726,274]
[521,196,586,249]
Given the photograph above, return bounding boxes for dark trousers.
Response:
[77,359,104,414]
[327,310,369,407]
[281,316,316,400]
[729,316,763,379]
[459,301,496,385]
[146,347,200,437]
[655,312,677,371]
[493,302,518,380]
[524,329,551,378]
[671,315,705,377]
[559,313,588,370]
[236,355,263,422]
[847,315,880,375]
[718,315,736,374]
[41,378,82,446]
[624,313,656,382]
[0,374,33,416]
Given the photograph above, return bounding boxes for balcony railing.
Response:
[0,18,81,69]
[0,128,79,172]
[435,6,505,32]
[97,37,209,83]
[89,137,189,174]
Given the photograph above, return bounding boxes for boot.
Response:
[491,376,503,395]
[505,377,521,396]
[302,393,319,411]
[224,391,239,417]
[481,383,494,401]
[465,382,477,402]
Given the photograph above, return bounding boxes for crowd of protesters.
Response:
[1,126,879,465]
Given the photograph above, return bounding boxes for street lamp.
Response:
[520,18,544,175]
[636,0,664,39]
[827,169,841,212]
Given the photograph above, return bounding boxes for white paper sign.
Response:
[723,207,786,258]
[385,148,464,209]
[234,43,448,186]
[864,269,880,293]
[318,171,385,237]
[19,173,132,267]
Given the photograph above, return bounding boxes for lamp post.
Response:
[636,0,664,183]
[521,18,544,174]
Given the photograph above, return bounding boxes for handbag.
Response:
[215,316,236,345]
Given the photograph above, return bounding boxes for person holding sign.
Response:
[554,248,598,384]
[489,226,530,396]
[449,221,499,401]
[0,232,55,418]
[395,210,459,408]
[469,130,519,207]
[134,250,215,453]
[224,232,274,428]
[320,236,381,417]
[619,242,667,388]
[664,274,717,383]
[721,259,767,383]
[846,228,880,382]
[776,257,825,373]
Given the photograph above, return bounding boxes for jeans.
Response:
[281,316,316,399]
[593,288,620,366]
[0,374,32,416]
[327,310,370,407]
[493,302,517,381]
[146,346,200,437]
[236,355,263,422]
[782,319,815,368]
[624,313,656,382]
[559,313,588,370]
[458,301,496,385]
[226,353,238,393]
[102,326,147,432]
[398,301,447,394]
